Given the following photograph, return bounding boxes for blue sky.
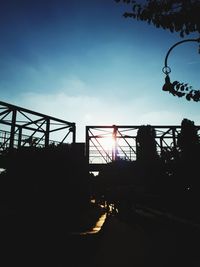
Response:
[0,0,199,142]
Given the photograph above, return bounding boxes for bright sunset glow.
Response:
[99,136,116,151]
[0,1,199,142]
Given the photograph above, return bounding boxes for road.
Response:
[1,210,200,267]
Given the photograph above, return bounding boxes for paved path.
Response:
[93,215,146,267]
[2,211,200,267]
[86,214,200,267]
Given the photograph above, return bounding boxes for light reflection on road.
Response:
[80,213,107,235]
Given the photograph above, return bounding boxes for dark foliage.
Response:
[177,118,199,154]
[162,74,200,102]
[115,1,200,101]
[172,118,200,192]
[115,0,200,37]
[136,125,158,161]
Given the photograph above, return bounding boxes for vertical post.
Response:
[85,126,90,165]
[160,137,163,156]
[112,125,117,161]
[135,126,140,160]
[172,127,178,160]
[172,127,177,149]
[18,126,22,148]
[9,109,17,149]
[45,118,50,147]
[72,123,76,144]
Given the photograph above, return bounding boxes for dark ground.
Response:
[1,204,200,267]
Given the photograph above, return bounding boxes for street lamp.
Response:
[162,37,200,101]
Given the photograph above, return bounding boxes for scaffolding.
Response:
[86,125,200,171]
[0,101,76,151]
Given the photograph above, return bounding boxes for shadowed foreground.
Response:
[2,206,200,267]
[94,214,200,267]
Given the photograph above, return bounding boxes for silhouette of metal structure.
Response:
[0,101,76,151]
[86,125,200,171]
[1,101,200,172]
[162,37,200,76]
[162,37,200,101]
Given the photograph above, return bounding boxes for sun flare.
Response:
[100,136,116,151]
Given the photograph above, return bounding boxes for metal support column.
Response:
[85,126,90,164]
[45,119,50,147]
[9,109,17,149]
[112,125,117,161]
[17,126,22,148]
[72,123,76,144]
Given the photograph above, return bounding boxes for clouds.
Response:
[4,63,199,143]
[14,90,127,140]
[1,0,199,143]
[9,84,193,143]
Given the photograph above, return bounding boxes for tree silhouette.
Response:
[176,118,200,190]
[115,1,200,102]
[177,118,199,159]
[136,125,165,193]
[136,125,158,161]
[115,0,200,37]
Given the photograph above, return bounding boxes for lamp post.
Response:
[162,37,200,101]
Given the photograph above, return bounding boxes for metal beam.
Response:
[86,125,200,171]
[0,101,76,150]
[0,101,74,125]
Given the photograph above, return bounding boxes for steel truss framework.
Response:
[0,101,76,150]
[86,125,200,170]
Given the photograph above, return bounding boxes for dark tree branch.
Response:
[115,0,200,37]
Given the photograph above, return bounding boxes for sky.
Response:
[0,0,199,142]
